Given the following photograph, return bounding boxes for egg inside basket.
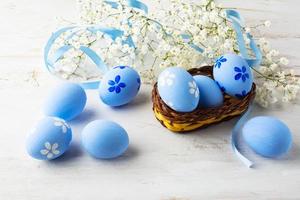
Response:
[152,65,256,132]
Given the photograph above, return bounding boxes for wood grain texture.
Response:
[0,0,299,199]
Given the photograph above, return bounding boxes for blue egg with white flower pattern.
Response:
[213,54,253,99]
[193,75,223,108]
[99,66,141,107]
[81,120,129,159]
[26,117,72,160]
[44,83,87,121]
[157,67,200,112]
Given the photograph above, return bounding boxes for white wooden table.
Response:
[0,0,300,199]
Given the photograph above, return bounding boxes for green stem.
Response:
[206,0,214,10]
[151,56,158,69]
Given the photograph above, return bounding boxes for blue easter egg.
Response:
[26,117,72,160]
[81,120,129,159]
[44,83,87,121]
[193,75,223,108]
[157,67,200,112]
[213,54,253,99]
[99,66,141,107]
[242,116,292,158]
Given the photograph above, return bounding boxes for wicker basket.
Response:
[152,65,256,133]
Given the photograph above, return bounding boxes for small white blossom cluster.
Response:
[50,0,299,107]
[253,38,300,107]
[50,28,101,82]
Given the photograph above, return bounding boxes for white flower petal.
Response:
[169,74,175,78]
[47,153,53,159]
[195,90,199,98]
[192,81,197,87]
[62,126,67,133]
[166,79,173,86]
[65,123,70,128]
[189,88,195,94]
[188,81,194,87]
[52,150,60,155]
[52,143,59,151]
[40,149,49,155]
[45,142,51,150]
[54,121,62,126]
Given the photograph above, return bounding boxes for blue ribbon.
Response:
[104,0,148,14]
[127,0,148,14]
[226,9,262,168]
[231,106,254,168]
[104,0,119,9]
[180,34,204,53]
[44,26,135,88]
[226,10,262,68]
[44,26,76,71]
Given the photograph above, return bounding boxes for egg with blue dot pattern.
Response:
[157,67,200,112]
[213,53,253,99]
[26,117,72,160]
[99,66,141,107]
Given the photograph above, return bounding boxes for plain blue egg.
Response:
[157,67,200,112]
[99,66,141,107]
[213,54,253,99]
[44,82,87,121]
[26,117,72,160]
[81,120,129,159]
[193,75,223,108]
[242,116,292,158]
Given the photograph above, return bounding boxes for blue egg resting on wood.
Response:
[193,75,223,108]
[99,66,141,107]
[213,53,253,99]
[44,83,87,121]
[81,120,129,159]
[242,116,292,158]
[26,117,72,160]
[157,67,200,112]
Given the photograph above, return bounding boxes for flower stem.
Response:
[251,66,287,86]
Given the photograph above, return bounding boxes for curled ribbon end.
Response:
[231,106,255,168]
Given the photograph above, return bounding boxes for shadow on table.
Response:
[110,91,150,111]
[69,108,98,125]
[50,142,84,163]
[91,145,139,164]
[45,143,139,166]
[284,143,300,162]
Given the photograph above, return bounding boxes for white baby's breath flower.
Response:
[279,57,289,66]
[270,63,278,71]
[245,27,251,33]
[270,49,279,56]
[264,20,271,27]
